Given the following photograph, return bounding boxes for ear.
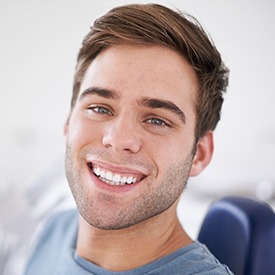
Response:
[63,115,70,139]
[189,131,214,177]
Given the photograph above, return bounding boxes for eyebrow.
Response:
[140,97,186,124]
[80,86,186,124]
[80,87,119,100]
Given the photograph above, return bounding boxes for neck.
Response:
[76,204,192,272]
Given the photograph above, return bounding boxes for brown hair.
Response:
[71,3,229,140]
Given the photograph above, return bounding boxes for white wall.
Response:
[1,0,275,198]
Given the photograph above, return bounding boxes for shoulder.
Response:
[168,242,233,274]
[24,209,79,275]
[34,209,78,245]
[143,242,233,275]
[45,209,78,233]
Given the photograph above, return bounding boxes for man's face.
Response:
[65,44,199,230]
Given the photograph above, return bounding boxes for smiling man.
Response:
[24,3,232,275]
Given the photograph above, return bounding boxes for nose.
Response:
[102,115,142,154]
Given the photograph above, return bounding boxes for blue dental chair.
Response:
[198,196,275,275]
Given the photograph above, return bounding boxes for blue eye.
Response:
[147,118,169,127]
[89,106,112,116]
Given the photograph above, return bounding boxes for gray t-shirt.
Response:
[24,210,233,275]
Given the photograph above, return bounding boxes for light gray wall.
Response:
[1,0,275,198]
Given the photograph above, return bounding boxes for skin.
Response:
[64,44,213,271]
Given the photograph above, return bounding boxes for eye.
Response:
[88,106,113,116]
[146,117,171,127]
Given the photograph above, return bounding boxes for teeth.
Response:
[113,174,121,183]
[92,166,138,186]
[94,167,101,176]
[121,176,127,184]
[106,171,112,181]
[126,176,133,184]
[100,170,106,178]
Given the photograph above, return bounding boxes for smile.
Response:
[90,164,144,186]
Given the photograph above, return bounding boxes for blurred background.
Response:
[0,0,274,274]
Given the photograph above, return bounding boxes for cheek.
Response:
[66,117,102,151]
[148,134,195,173]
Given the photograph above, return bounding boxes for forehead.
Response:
[79,44,198,107]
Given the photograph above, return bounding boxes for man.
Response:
[24,3,232,274]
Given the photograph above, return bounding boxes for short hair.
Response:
[71,3,229,140]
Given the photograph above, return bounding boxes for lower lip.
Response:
[88,167,141,193]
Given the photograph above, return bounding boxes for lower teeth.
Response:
[98,176,133,185]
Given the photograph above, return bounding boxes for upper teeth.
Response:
[93,167,138,185]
